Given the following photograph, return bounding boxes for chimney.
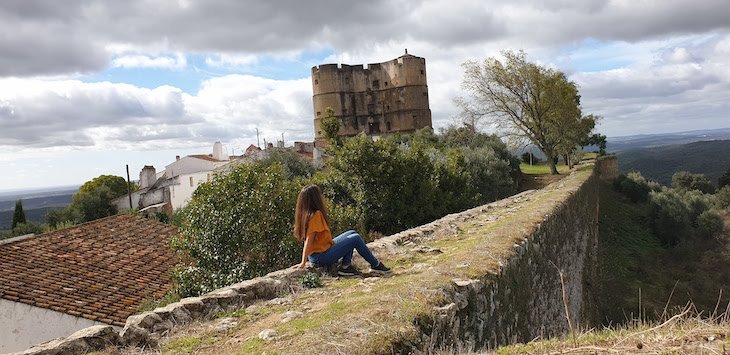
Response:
[176,155,180,161]
[139,165,156,189]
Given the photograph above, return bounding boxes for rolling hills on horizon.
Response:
[616,139,730,186]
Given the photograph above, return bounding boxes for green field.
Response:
[519,162,570,174]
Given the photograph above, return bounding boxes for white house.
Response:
[113,142,231,214]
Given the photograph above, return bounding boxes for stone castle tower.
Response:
[311,51,432,144]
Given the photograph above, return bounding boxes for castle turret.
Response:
[311,52,432,145]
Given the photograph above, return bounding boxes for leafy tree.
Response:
[614,172,660,203]
[45,207,82,228]
[715,186,730,210]
[319,135,440,235]
[456,50,596,174]
[259,149,316,179]
[671,171,715,194]
[582,133,608,156]
[648,189,691,246]
[171,162,301,297]
[71,175,134,222]
[696,210,724,239]
[718,168,730,189]
[319,106,342,147]
[11,200,26,230]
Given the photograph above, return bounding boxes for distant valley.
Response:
[0,187,76,231]
[616,139,730,186]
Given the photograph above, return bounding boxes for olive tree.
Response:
[171,162,301,297]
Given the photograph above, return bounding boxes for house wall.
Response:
[0,298,108,353]
[169,171,212,210]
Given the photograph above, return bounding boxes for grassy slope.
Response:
[617,139,730,186]
[493,181,730,354]
[597,182,730,323]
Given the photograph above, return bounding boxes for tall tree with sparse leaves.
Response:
[456,50,597,174]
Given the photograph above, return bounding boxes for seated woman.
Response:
[292,184,391,276]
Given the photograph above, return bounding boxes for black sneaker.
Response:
[338,264,360,276]
[369,262,391,275]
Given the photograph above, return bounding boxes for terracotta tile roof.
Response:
[0,214,178,327]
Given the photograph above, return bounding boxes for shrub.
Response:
[462,146,518,203]
[715,186,730,210]
[615,172,655,203]
[171,162,301,297]
[719,168,730,189]
[11,222,44,237]
[648,189,691,246]
[696,210,724,239]
[671,171,715,194]
[300,272,322,288]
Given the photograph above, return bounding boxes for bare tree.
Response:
[457,50,595,174]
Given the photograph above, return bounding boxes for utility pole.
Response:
[125,164,133,209]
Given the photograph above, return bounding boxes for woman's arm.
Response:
[294,233,316,268]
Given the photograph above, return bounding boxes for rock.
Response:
[119,324,150,347]
[67,325,120,349]
[259,329,278,341]
[214,317,238,331]
[281,311,303,323]
[125,312,163,331]
[178,297,206,318]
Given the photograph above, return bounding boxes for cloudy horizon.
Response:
[1,0,729,190]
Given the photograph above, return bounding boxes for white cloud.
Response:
[0,75,313,151]
[112,53,187,69]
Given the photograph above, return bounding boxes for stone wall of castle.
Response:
[311,53,432,144]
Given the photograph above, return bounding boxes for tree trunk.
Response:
[548,157,559,175]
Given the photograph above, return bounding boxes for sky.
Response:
[1,0,729,191]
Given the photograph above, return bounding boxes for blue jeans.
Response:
[308,230,379,268]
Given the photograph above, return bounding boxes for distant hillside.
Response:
[0,207,55,231]
[617,139,730,186]
[0,189,75,231]
[608,127,730,152]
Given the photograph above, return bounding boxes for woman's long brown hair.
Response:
[293,185,331,241]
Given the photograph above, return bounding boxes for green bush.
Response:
[614,172,658,203]
[171,162,301,297]
[648,189,691,246]
[671,171,715,194]
[696,210,724,239]
[11,222,44,237]
[719,168,730,189]
[715,186,730,210]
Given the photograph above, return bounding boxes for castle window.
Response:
[317,111,321,116]
[386,121,391,131]
[386,105,390,111]
[420,70,424,75]
[314,79,319,85]
[385,81,388,87]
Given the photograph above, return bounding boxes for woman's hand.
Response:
[292,262,307,269]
